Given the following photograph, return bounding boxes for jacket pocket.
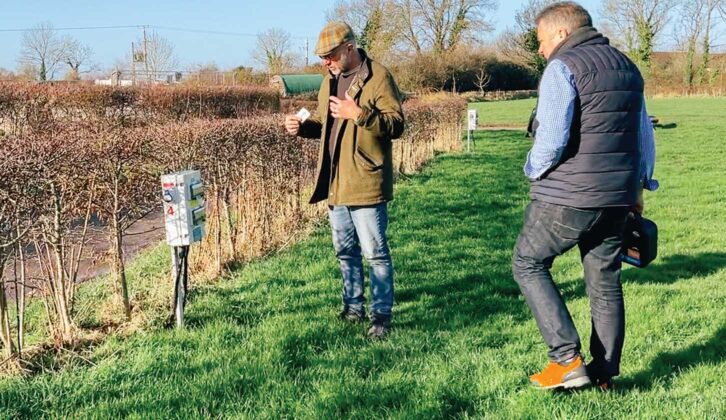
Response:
[355,145,383,170]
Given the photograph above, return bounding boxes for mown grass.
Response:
[468,98,536,126]
[1,98,724,418]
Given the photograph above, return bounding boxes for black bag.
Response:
[620,214,658,268]
[526,106,537,138]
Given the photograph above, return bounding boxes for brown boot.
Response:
[338,308,365,323]
[366,316,391,340]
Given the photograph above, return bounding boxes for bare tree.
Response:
[394,0,498,56]
[135,30,179,81]
[60,37,94,81]
[327,0,401,62]
[0,199,20,358]
[91,125,160,321]
[498,0,556,76]
[675,0,724,89]
[17,22,65,81]
[396,0,424,55]
[697,0,724,84]
[600,0,675,72]
[253,28,298,74]
[0,136,41,359]
[474,66,492,93]
[0,68,17,81]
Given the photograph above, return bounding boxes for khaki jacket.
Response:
[298,50,404,205]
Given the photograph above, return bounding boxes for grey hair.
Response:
[535,1,592,32]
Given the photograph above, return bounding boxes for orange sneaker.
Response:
[529,354,592,390]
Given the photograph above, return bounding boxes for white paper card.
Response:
[296,108,311,122]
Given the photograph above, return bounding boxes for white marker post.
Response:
[467,109,478,152]
[161,170,206,328]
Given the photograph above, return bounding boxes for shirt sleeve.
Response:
[524,59,577,180]
[639,100,659,191]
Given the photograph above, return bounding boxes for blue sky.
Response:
[1,0,602,74]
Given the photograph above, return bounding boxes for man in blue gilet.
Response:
[512,1,658,390]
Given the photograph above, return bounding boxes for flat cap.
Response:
[315,21,355,56]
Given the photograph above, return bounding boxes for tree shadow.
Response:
[621,252,726,285]
[183,276,332,331]
[171,133,530,340]
[618,323,725,391]
[391,150,532,333]
[557,252,726,303]
[551,252,726,392]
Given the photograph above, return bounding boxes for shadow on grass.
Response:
[186,132,532,340]
[620,323,725,391]
[183,277,331,331]
[654,122,677,130]
[557,252,726,303]
[391,137,532,333]
[621,252,726,285]
[551,252,726,392]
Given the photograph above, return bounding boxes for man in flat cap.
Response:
[284,22,404,339]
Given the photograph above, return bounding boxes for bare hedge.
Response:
[0,83,465,358]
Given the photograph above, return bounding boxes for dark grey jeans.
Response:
[512,200,629,378]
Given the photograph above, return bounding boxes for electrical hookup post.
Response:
[161,170,206,328]
[467,109,478,152]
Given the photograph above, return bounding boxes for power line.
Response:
[152,25,313,40]
[0,25,145,32]
[0,24,315,40]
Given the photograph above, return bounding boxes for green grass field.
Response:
[1,97,724,418]
[468,98,536,127]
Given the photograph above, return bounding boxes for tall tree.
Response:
[679,0,707,90]
[676,0,723,89]
[498,0,557,76]
[326,0,400,62]
[135,30,179,81]
[253,28,298,74]
[600,0,675,72]
[395,0,498,56]
[696,0,723,85]
[60,36,94,80]
[17,22,64,81]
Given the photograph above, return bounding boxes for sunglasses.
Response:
[319,43,350,62]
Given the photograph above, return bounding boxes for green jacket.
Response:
[298,50,404,206]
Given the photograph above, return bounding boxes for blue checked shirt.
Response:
[525,59,659,191]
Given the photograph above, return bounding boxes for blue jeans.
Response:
[329,203,394,320]
[512,200,629,377]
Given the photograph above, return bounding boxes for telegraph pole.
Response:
[143,25,150,82]
[131,42,136,85]
[305,38,309,67]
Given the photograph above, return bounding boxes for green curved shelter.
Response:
[271,74,324,97]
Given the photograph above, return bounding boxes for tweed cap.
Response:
[315,21,355,56]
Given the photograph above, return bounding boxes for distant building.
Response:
[94,69,182,86]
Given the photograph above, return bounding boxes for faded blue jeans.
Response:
[329,203,394,321]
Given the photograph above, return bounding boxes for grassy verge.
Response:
[1,98,724,418]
